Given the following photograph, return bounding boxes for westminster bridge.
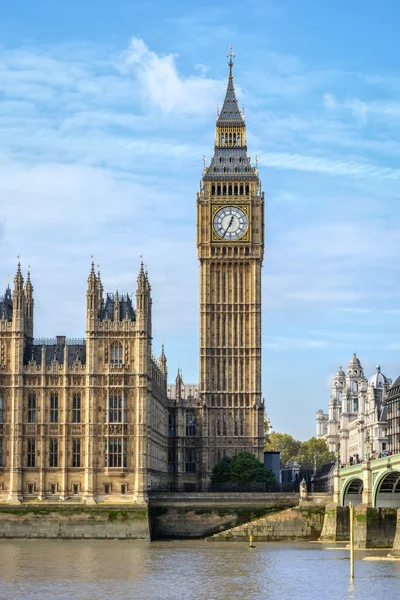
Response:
[334,453,400,508]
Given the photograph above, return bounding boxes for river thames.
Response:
[0,540,399,600]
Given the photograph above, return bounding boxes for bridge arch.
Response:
[342,478,363,507]
[374,470,400,508]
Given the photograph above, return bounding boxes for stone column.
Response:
[60,346,68,500]
[38,345,46,500]
[333,468,341,505]
[362,461,373,507]
[388,508,400,557]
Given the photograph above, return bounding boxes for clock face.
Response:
[213,206,248,240]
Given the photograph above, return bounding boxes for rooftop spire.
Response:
[216,46,244,127]
[228,45,235,76]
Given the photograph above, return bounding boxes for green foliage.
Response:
[211,452,276,485]
[297,437,335,470]
[211,456,232,483]
[264,432,302,466]
[265,433,335,469]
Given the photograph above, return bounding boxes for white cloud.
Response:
[259,152,400,179]
[263,336,328,350]
[122,38,222,114]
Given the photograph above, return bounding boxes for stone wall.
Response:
[320,504,350,541]
[0,505,150,539]
[354,504,397,548]
[149,492,300,538]
[210,506,326,541]
[388,508,400,556]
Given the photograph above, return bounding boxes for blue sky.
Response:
[1,0,400,440]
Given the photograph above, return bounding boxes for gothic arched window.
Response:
[228,184,232,195]
[245,184,249,195]
[221,134,224,145]
[240,184,244,195]
[211,184,215,195]
[223,184,227,195]
[234,184,238,195]
[229,133,232,145]
[110,341,123,366]
[237,134,241,145]
[217,184,221,195]
[233,133,236,145]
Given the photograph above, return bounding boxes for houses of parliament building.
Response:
[0,51,265,504]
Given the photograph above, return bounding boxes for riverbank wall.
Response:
[0,493,344,540]
[148,492,300,538]
[208,505,326,541]
[0,504,150,539]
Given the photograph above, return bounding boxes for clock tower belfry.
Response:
[197,49,265,476]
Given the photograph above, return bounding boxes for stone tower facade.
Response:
[0,263,169,503]
[197,50,265,474]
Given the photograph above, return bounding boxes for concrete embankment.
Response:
[320,503,400,551]
[208,505,326,541]
[148,492,300,539]
[0,504,150,539]
[388,509,400,556]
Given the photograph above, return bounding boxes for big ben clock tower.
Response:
[197,48,265,476]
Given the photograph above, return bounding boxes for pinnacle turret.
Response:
[160,343,167,374]
[114,289,120,322]
[13,262,24,293]
[25,268,33,298]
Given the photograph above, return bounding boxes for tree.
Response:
[210,456,231,483]
[264,432,302,466]
[211,452,275,485]
[296,437,335,471]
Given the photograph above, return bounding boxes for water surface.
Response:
[0,540,398,600]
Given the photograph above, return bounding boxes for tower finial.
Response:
[227,45,235,75]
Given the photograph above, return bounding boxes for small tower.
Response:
[9,262,26,503]
[136,263,152,336]
[24,268,34,340]
[160,344,167,384]
[86,262,98,330]
[12,262,25,330]
[114,289,120,323]
[96,267,104,318]
[175,368,183,403]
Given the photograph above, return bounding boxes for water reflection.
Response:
[0,540,399,600]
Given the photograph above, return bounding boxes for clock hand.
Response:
[222,216,234,238]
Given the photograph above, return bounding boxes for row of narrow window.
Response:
[24,393,80,424]
[24,437,127,469]
[211,183,249,196]
[168,448,196,473]
[26,438,81,468]
[7,391,128,425]
[168,412,196,437]
[217,412,245,436]
[220,133,241,146]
